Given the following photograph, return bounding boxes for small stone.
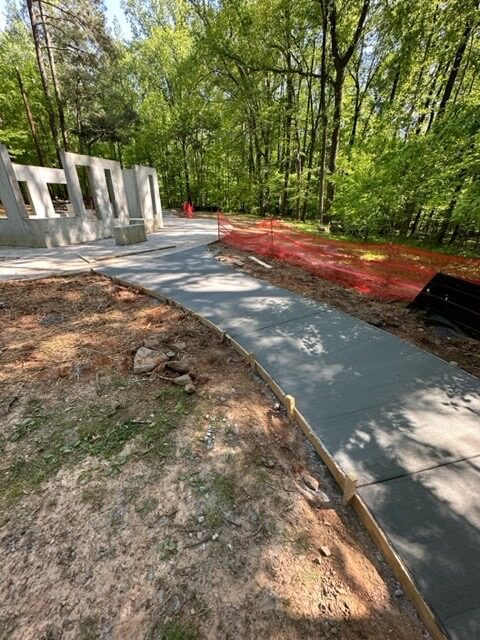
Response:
[313,556,322,565]
[143,336,163,349]
[395,588,404,597]
[197,515,205,524]
[173,374,193,386]
[185,383,196,394]
[302,472,319,492]
[319,545,332,557]
[195,373,210,385]
[197,531,203,540]
[166,351,176,359]
[219,396,226,403]
[262,457,275,469]
[167,360,190,373]
[133,347,168,374]
[171,342,187,352]
[449,361,458,367]
[169,595,181,614]
[212,533,219,541]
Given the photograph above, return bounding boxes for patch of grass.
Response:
[135,496,159,519]
[9,397,45,442]
[81,484,108,511]
[157,537,177,560]
[149,621,198,640]
[0,384,194,509]
[212,473,235,506]
[205,505,224,529]
[77,615,99,640]
[293,529,312,553]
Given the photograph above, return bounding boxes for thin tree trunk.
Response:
[15,66,45,166]
[318,0,328,222]
[325,0,370,214]
[27,0,61,166]
[437,16,474,117]
[38,0,68,150]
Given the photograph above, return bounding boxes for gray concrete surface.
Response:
[96,244,480,640]
[0,213,218,280]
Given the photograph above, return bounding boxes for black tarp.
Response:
[409,272,480,339]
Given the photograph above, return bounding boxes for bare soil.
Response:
[0,275,427,640]
[212,243,480,379]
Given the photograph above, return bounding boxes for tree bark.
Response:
[437,15,474,117]
[324,0,370,214]
[27,0,62,166]
[318,0,328,222]
[15,67,46,166]
[38,0,69,150]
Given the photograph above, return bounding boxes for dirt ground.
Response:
[212,244,480,379]
[0,274,428,640]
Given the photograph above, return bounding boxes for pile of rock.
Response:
[133,338,197,394]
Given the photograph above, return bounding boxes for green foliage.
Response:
[1,0,479,246]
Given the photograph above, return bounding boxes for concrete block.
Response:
[113,223,146,246]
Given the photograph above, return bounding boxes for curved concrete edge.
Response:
[94,268,447,640]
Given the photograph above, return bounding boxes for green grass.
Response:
[157,537,177,560]
[212,473,235,506]
[149,621,198,640]
[0,386,193,508]
[77,615,99,640]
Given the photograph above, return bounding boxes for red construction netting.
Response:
[218,213,480,301]
[182,202,195,218]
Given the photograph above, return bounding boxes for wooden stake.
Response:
[342,474,358,505]
[285,394,295,419]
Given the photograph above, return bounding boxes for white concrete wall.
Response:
[123,165,163,229]
[0,145,164,247]
[12,163,67,219]
[61,151,130,226]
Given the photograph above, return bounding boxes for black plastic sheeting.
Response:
[408,272,480,339]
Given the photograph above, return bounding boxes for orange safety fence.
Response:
[217,213,480,301]
[182,202,195,218]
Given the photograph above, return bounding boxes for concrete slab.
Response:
[359,459,480,640]
[235,313,480,485]
[0,214,218,280]
[98,246,322,335]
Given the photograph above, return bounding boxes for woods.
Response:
[0,0,479,246]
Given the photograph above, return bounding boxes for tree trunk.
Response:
[437,16,474,117]
[15,67,45,166]
[324,0,370,214]
[27,0,62,166]
[325,66,343,213]
[181,137,192,202]
[318,1,328,222]
[38,0,69,150]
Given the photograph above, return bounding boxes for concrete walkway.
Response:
[95,244,480,640]
[1,219,479,639]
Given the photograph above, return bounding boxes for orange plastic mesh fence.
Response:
[218,213,480,301]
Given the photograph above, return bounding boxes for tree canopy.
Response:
[1,0,479,246]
